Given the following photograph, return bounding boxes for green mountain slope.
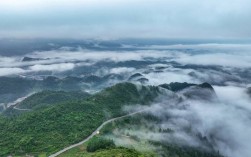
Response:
[3,90,90,117]
[159,82,214,92]
[18,90,90,110]
[0,83,160,156]
[97,113,223,157]
[0,75,124,106]
[60,147,153,157]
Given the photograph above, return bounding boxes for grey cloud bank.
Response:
[0,0,251,38]
[120,85,251,157]
[1,43,251,78]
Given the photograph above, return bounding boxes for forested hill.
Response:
[0,82,160,156]
[3,90,90,117]
[0,82,217,156]
[17,90,90,110]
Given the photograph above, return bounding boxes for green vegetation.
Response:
[198,82,214,90]
[159,82,214,92]
[0,77,35,95]
[3,90,90,117]
[59,111,223,157]
[86,137,115,152]
[100,113,162,136]
[60,147,153,157]
[83,147,153,157]
[151,142,223,157]
[18,90,90,110]
[159,82,196,92]
[0,77,36,103]
[0,76,84,104]
[98,113,223,157]
[0,81,220,157]
[128,73,144,81]
[0,83,160,156]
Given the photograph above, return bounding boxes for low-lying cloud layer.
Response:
[0,43,250,79]
[0,68,25,76]
[120,85,251,157]
[175,53,251,68]
[29,63,75,72]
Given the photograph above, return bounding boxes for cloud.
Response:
[123,85,251,157]
[110,67,136,74]
[140,44,251,52]
[0,68,25,76]
[0,0,251,38]
[0,45,250,86]
[214,85,251,111]
[30,50,174,63]
[0,56,21,68]
[175,53,251,68]
[29,63,75,72]
[0,48,174,66]
[144,68,197,85]
[187,69,242,85]
[0,49,175,76]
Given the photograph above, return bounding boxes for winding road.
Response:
[49,110,146,157]
[7,93,34,110]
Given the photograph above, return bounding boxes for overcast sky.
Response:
[0,0,251,39]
